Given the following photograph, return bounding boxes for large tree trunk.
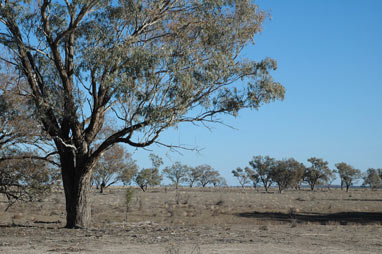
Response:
[62,162,93,229]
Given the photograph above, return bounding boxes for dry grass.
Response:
[0,187,382,253]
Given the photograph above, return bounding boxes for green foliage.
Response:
[117,157,139,186]
[0,0,284,228]
[362,168,381,189]
[0,155,52,210]
[194,164,220,187]
[304,157,331,191]
[0,0,284,154]
[92,144,132,192]
[270,158,303,193]
[248,155,275,192]
[212,176,227,187]
[185,167,203,187]
[245,167,260,188]
[134,153,163,191]
[135,168,162,192]
[124,187,135,212]
[335,162,361,192]
[232,167,250,187]
[163,161,189,189]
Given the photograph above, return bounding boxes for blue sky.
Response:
[132,0,382,186]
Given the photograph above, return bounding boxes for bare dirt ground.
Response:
[1,187,381,253]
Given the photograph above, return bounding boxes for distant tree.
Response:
[232,167,250,187]
[135,154,163,192]
[135,168,162,192]
[304,157,331,191]
[291,162,305,190]
[92,145,128,193]
[335,162,361,192]
[249,155,275,192]
[245,167,260,189]
[212,176,227,187]
[270,158,301,193]
[0,155,52,210]
[163,162,189,189]
[196,165,219,187]
[325,169,337,191]
[117,155,139,186]
[377,169,382,180]
[186,167,202,188]
[362,168,381,190]
[0,75,56,210]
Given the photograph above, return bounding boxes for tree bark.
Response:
[62,164,93,229]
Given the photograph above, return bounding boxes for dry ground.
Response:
[0,186,381,253]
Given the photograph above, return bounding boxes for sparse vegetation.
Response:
[232,167,251,188]
[195,165,220,188]
[163,162,189,189]
[248,156,275,192]
[362,168,381,189]
[335,162,361,192]
[304,157,331,191]
[92,145,128,193]
[270,158,302,193]
[135,154,163,192]
[0,157,53,210]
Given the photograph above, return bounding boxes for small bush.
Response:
[125,188,135,212]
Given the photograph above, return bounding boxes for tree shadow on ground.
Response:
[236,211,382,225]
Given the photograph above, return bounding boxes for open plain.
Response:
[0,187,381,253]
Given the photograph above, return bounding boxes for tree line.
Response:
[232,155,382,192]
[91,144,226,193]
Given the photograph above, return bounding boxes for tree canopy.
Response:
[0,0,284,228]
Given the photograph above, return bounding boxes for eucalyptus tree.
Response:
[163,161,189,189]
[291,161,305,190]
[270,158,302,193]
[0,74,56,209]
[196,164,219,187]
[0,152,53,210]
[248,155,275,192]
[212,176,227,187]
[324,169,337,190]
[232,167,250,188]
[117,154,139,186]
[304,157,331,191]
[92,144,128,193]
[135,167,162,192]
[377,169,382,181]
[0,1,284,228]
[0,74,50,158]
[186,166,202,188]
[134,153,163,192]
[362,168,381,190]
[245,167,259,188]
[335,162,361,192]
